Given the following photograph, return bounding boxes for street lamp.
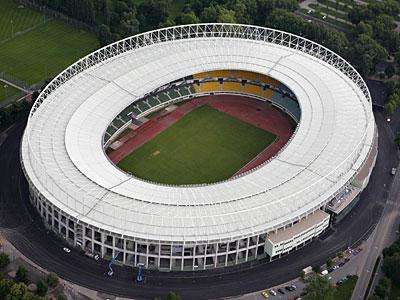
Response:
[4,84,8,99]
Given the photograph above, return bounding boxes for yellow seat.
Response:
[222,81,242,93]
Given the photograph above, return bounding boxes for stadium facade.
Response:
[21,24,377,271]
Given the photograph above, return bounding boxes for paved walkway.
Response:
[0,78,29,93]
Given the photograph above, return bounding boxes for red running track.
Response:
[107,95,294,177]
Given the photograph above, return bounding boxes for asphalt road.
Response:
[350,81,400,300]
[0,95,397,299]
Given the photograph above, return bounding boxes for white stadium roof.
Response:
[21,24,375,243]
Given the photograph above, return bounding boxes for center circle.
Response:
[105,70,299,186]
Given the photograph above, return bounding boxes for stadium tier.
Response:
[22,24,376,271]
[104,73,299,145]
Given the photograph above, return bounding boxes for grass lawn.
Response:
[334,275,358,300]
[118,105,276,185]
[0,84,21,103]
[0,0,44,42]
[0,0,99,85]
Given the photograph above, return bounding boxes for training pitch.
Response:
[118,105,276,185]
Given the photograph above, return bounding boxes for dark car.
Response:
[278,288,285,294]
[337,280,343,285]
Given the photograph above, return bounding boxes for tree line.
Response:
[369,228,400,299]
[28,0,399,79]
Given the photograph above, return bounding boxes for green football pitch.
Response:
[0,0,99,86]
[118,105,276,185]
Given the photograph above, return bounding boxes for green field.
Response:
[118,105,276,185]
[0,84,21,103]
[0,0,44,42]
[0,0,99,85]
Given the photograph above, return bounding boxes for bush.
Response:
[374,276,391,298]
[16,266,28,283]
[166,291,182,300]
[0,253,10,269]
[382,253,400,285]
[326,258,333,269]
[36,280,48,296]
[46,273,59,288]
[56,293,67,300]
[312,265,321,274]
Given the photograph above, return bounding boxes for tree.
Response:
[200,5,218,22]
[98,24,112,47]
[8,282,28,300]
[394,50,400,75]
[217,6,236,23]
[36,280,48,297]
[303,275,334,300]
[382,252,400,285]
[355,21,373,36]
[16,266,28,283]
[179,11,199,25]
[385,64,396,78]
[350,34,388,76]
[312,265,321,274]
[300,270,306,280]
[166,292,181,300]
[56,294,67,300]
[0,279,13,299]
[138,0,170,32]
[326,258,333,269]
[0,253,10,269]
[45,273,59,288]
[337,251,344,259]
[374,276,391,298]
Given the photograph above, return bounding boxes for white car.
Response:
[63,247,71,253]
[94,254,100,261]
[391,168,396,175]
[269,289,277,296]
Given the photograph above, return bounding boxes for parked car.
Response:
[391,167,397,175]
[63,247,71,253]
[285,285,296,292]
[261,290,269,298]
[94,254,100,261]
[268,289,277,296]
[277,288,285,295]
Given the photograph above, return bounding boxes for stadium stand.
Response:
[104,70,300,144]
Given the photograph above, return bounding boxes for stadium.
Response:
[21,24,377,271]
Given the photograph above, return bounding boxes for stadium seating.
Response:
[193,70,231,79]
[104,71,300,145]
[222,81,242,92]
[194,81,222,93]
[104,85,197,144]
[241,83,264,98]
[230,70,259,81]
[271,84,301,122]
